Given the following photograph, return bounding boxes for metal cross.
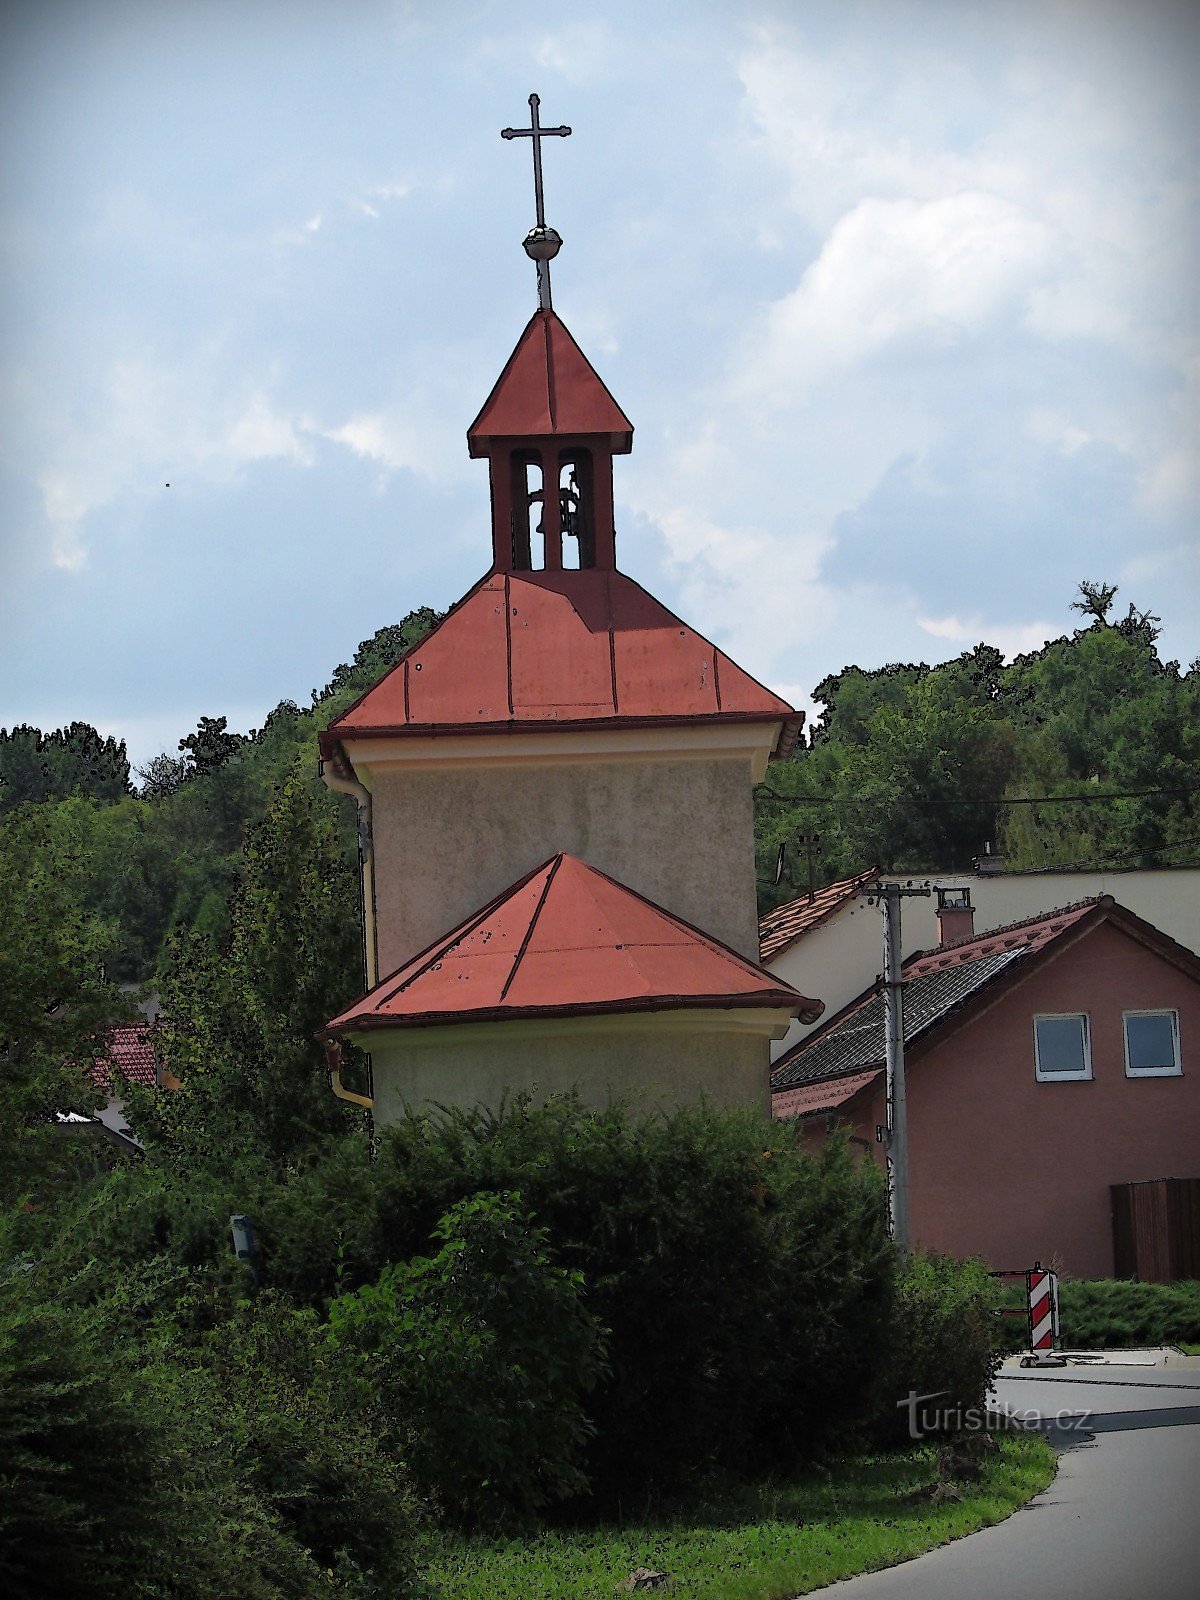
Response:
[502,93,571,309]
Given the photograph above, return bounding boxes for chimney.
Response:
[972,840,1005,875]
[937,887,975,949]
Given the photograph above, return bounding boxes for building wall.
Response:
[369,756,760,975]
[767,867,1200,1061]
[364,1013,774,1123]
[818,922,1200,1278]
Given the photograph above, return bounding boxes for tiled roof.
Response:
[771,897,1125,1101]
[468,309,633,452]
[771,949,1025,1093]
[327,852,823,1034]
[759,867,880,962]
[90,1025,157,1090]
[772,1070,882,1120]
[321,568,802,758]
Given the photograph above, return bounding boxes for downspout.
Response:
[323,1038,373,1112]
[320,757,380,990]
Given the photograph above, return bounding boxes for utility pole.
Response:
[873,881,931,1256]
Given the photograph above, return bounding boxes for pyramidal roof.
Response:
[320,568,802,758]
[326,852,822,1033]
[468,309,633,453]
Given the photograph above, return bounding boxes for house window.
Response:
[1123,1011,1181,1077]
[1034,1014,1092,1081]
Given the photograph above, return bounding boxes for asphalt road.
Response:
[819,1358,1200,1599]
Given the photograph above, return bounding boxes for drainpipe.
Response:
[320,758,379,990]
[323,1038,373,1111]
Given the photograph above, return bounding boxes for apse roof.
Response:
[326,852,823,1034]
[320,568,802,760]
[468,309,633,453]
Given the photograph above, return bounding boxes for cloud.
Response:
[27,356,316,571]
[747,191,1052,402]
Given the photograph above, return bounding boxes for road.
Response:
[820,1354,1200,1599]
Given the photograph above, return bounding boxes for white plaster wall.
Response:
[365,1017,773,1123]
[370,756,759,973]
[767,866,1200,1060]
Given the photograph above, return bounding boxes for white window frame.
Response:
[1033,1013,1092,1082]
[1122,1010,1182,1078]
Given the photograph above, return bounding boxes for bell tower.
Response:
[468,308,633,574]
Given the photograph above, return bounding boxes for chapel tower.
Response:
[319,96,820,1120]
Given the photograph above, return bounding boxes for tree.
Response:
[0,811,129,1204]
[315,608,444,704]
[144,767,366,1168]
[178,715,244,776]
[0,723,130,810]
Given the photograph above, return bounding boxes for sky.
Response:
[2,0,1197,772]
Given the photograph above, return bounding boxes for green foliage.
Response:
[264,1100,895,1497]
[877,1252,1001,1444]
[142,769,367,1167]
[316,609,444,705]
[759,582,1200,907]
[1055,1277,1200,1350]
[327,1190,606,1524]
[0,817,129,1205]
[0,722,130,810]
[178,714,246,776]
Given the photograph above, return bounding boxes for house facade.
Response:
[762,864,1200,1063]
[772,897,1200,1279]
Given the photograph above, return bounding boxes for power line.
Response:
[756,783,1200,810]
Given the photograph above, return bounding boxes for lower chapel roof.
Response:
[326,852,823,1035]
[320,568,802,765]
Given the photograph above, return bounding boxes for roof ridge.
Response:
[905,894,1110,970]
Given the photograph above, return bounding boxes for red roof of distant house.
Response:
[320,568,802,761]
[90,1025,156,1091]
[771,895,1200,1113]
[327,852,823,1034]
[759,867,880,962]
[468,309,633,453]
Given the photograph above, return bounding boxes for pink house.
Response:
[772,897,1200,1279]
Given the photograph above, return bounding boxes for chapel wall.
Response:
[369,755,760,975]
[367,1021,771,1122]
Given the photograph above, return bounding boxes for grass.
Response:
[420,1433,1057,1600]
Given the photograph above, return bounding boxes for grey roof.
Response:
[771,947,1028,1093]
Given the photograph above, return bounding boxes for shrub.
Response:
[282,1098,895,1497]
[877,1252,1002,1445]
[1057,1277,1200,1349]
[326,1190,606,1525]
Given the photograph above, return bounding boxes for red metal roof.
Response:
[326,852,823,1033]
[759,867,881,963]
[321,568,801,758]
[90,1025,156,1090]
[468,309,633,454]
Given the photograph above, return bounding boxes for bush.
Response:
[1057,1278,1200,1349]
[276,1098,895,1497]
[877,1252,1001,1445]
[2,1216,425,1600]
[326,1190,605,1525]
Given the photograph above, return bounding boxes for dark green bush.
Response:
[272,1097,895,1497]
[1058,1277,1200,1349]
[877,1252,1001,1445]
[326,1190,606,1524]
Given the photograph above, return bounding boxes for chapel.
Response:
[318,96,821,1121]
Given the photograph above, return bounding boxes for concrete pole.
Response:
[883,886,908,1255]
[877,881,930,1257]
